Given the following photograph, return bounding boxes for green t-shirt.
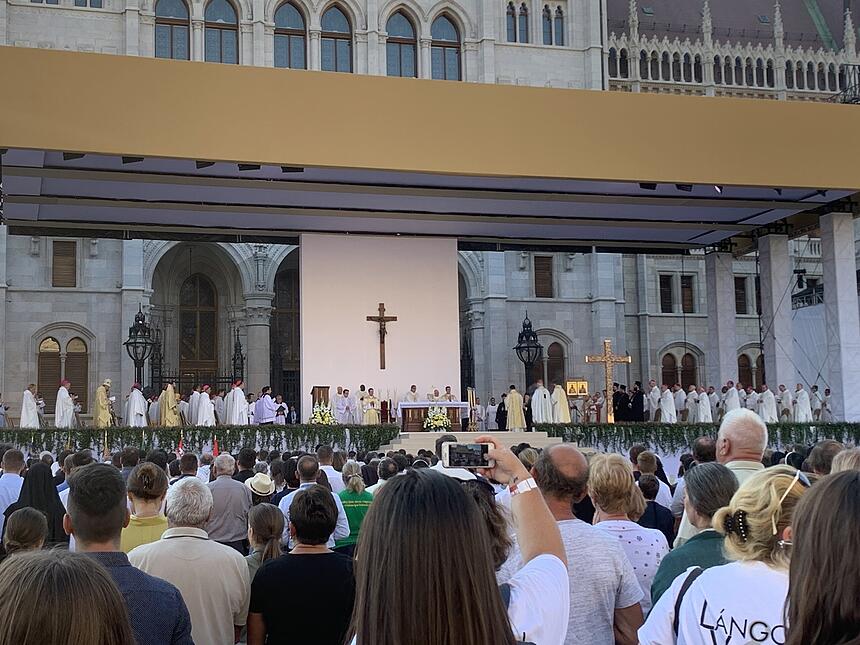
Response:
[336,489,373,547]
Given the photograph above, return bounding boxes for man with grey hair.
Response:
[499,444,643,645]
[205,453,253,553]
[129,477,250,645]
[675,408,767,547]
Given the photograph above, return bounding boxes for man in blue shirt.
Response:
[64,462,193,645]
[278,455,349,548]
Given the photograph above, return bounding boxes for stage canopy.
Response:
[2,46,858,254]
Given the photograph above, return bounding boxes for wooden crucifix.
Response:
[367,302,398,370]
[585,339,632,424]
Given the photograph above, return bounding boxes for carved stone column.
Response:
[244,295,274,394]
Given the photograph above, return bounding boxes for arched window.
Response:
[724,57,733,84]
[204,0,238,64]
[839,64,847,91]
[661,354,677,387]
[785,61,794,89]
[321,6,352,72]
[553,6,564,45]
[180,274,218,384]
[542,6,552,45]
[744,58,754,86]
[518,3,529,43]
[755,58,764,86]
[828,63,837,91]
[608,48,618,77]
[661,52,670,80]
[692,54,702,82]
[640,50,649,79]
[713,56,722,83]
[765,60,774,87]
[386,11,417,77]
[806,62,815,90]
[507,3,517,42]
[755,354,765,389]
[546,342,565,387]
[155,0,190,60]
[817,62,826,90]
[734,57,743,85]
[619,49,629,78]
[796,61,805,89]
[650,51,659,79]
[431,15,461,81]
[737,354,752,389]
[672,52,682,81]
[680,353,697,388]
[38,337,61,413]
[65,338,89,413]
[274,2,307,69]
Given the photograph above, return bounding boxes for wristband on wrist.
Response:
[509,477,539,496]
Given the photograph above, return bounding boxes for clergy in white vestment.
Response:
[354,385,369,425]
[707,387,720,421]
[685,386,698,423]
[821,389,833,421]
[722,382,741,413]
[255,387,279,425]
[125,384,149,428]
[777,385,793,421]
[695,386,713,423]
[647,380,661,422]
[757,385,778,423]
[793,384,813,422]
[274,396,287,425]
[247,394,257,425]
[213,391,226,424]
[659,385,677,423]
[473,398,486,432]
[485,398,499,430]
[224,380,250,425]
[342,389,356,424]
[188,387,201,426]
[198,392,216,427]
[334,389,349,424]
[55,380,75,429]
[531,380,553,424]
[403,385,420,403]
[810,385,823,420]
[551,384,571,424]
[194,385,211,426]
[442,386,458,402]
[148,399,160,426]
[331,387,344,421]
[427,388,441,402]
[744,387,759,416]
[20,384,41,429]
[673,385,687,422]
[178,398,189,425]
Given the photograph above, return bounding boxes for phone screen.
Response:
[444,443,491,469]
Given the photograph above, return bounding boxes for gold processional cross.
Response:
[366,302,398,370]
[585,339,632,424]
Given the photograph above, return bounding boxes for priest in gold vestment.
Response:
[93,379,113,428]
[362,388,381,424]
[505,386,526,431]
[159,382,180,427]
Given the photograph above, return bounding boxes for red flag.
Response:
[176,437,184,458]
[213,436,219,457]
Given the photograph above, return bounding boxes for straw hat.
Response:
[245,473,275,497]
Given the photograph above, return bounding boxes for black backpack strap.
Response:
[672,567,703,636]
[498,584,536,645]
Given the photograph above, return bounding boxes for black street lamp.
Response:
[232,328,245,382]
[123,306,156,388]
[514,311,543,388]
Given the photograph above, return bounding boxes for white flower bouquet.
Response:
[423,406,452,431]
[310,403,336,425]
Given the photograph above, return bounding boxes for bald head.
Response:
[532,444,589,503]
[717,408,767,464]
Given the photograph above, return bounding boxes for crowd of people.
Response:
[0,408,857,644]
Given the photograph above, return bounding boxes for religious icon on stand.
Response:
[566,380,589,397]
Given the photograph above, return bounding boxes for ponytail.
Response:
[248,504,285,565]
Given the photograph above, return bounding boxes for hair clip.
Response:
[723,509,749,543]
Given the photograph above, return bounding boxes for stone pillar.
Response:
[589,253,623,390]
[309,30,321,70]
[192,20,204,61]
[467,306,487,398]
[820,212,860,421]
[635,254,652,382]
[482,252,511,397]
[419,38,431,79]
[124,0,141,56]
[244,294,273,394]
[705,252,737,386]
[758,234,794,389]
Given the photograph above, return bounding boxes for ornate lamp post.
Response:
[123,306,156,388]
[232,328,245,382]
[514,312,543,388]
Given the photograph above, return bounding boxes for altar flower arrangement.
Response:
[310,403,336,425]
[423,406,452,431]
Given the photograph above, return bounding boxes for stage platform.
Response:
[378,431,562,454]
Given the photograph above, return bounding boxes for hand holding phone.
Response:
[473,435,531,486]
[441,442,495,470]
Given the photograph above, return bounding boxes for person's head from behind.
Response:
[288,485,336,546]
[248,503,285,564]
[64,463,129,549]
[392,453,409,473]
[126,462,169,508]
[119,447,139,469]
[350,469,519,644]
[435,434,458,460]
[237,447,256,471]
[638,474,659,502]
[628,443,647,467]
[39,452,54,468]
[377,458,398,481]
[831,447,860,473]
[316,445,334,466]
[636,450,658,475]
[342,460,365,494]
[588,453,645,520]
[785,471,860,645]
[165,476,213,529]
[692,436,716,463]
[332,450,347,471]
[531,444,589,505]
[144,449,169,473]
[168,459,181,479]
[69,450,94,474]
[200,452,214,467]
[179,453,198,475]
[683,462,738,530]
[517,447,539,470]
[0,549,134,645]
[716,409,767,464]
[1,449,24,476]
[3,507,48,555]
[807,440,844,476]
[713,465,808,569]
[213,453,236,477]
[461,479,511,571]
[296,455,320,483]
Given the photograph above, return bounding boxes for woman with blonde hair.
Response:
[121,462,169,553]
[246,503,285,580]
[335,460,373,557]
[590,453,668,614]
[639,465,808,645]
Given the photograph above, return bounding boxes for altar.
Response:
[397,401,471,432]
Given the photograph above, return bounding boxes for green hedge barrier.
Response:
[534,422,860,453]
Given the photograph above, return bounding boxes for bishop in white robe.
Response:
[551,384,571,424]
[685,386,698,423]
[55,381,75,429]
[673,386,687,422]
[757,386,778,423]
[531,381,553,424]
[188,388,201,426]
[659,386,677,424]
[647,381,661,422]
[793,384,813,422]
[777,385,793,421]
[224,381,250,425]
[125,385,149,428]
[20,385,41,429]
[695,387,713,423]
[722,383,741,413]
[198,393,216,427]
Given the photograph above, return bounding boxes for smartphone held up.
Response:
[441,442,495,470]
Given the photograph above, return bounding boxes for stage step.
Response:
[378,431,562,454]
